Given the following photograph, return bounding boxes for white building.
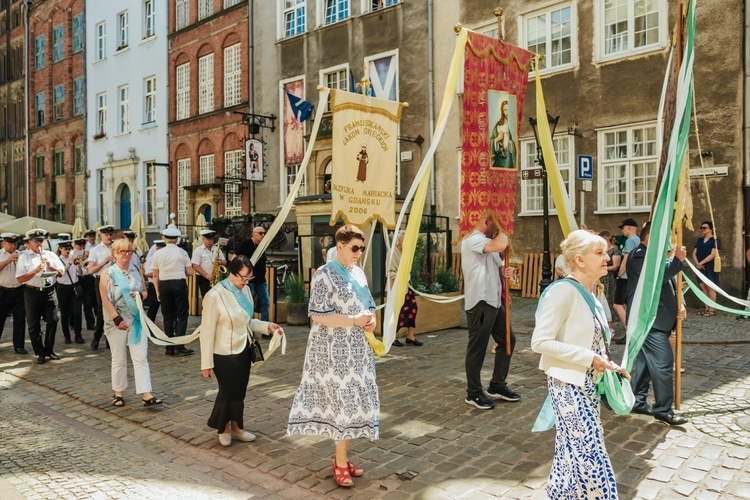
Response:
[86,0,169,238]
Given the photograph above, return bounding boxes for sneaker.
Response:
[486,386,521,402]
[464,393,495,410]
[737,314,750,320]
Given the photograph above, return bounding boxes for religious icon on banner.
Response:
[246,139,263,181]
[356,145,369,182]
[488,91,518,170]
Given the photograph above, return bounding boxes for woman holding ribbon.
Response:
[100,238,162,408]
[287,224,379,488]
[199,255,284,447]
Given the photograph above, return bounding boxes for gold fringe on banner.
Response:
[465,36,533,72]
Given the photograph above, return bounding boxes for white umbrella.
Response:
[193,213,207,249]
[130,213,149,253]
[0,216,72,235]
[72,217,87,239]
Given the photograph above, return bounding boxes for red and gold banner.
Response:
[459,31,534,239]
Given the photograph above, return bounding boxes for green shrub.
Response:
[283,273,307,303]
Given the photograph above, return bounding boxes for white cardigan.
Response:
[199,284,269,370]
[530,281,599,387]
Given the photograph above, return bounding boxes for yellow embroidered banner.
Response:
[329,89,404,229]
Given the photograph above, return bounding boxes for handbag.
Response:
[65,267,83,299]
[247,327,265,363]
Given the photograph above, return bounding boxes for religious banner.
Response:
[283,79,305,165]
[459,30,534,239]
[329,89,404,228]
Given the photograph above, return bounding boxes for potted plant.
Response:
[283,273,308,326]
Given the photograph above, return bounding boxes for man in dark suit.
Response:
[626,221,688,426]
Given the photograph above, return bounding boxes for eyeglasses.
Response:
[235,272,253,282]
[32,238,45,243]
[347,244,366,253]
[119,250,134,255]
[701,226,709,230]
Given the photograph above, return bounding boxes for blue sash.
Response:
[220,278,254,326]
[328,259,372,310]
[108,266,142,346]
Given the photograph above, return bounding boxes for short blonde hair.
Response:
[560,230,607,271]
[110,238,134,259]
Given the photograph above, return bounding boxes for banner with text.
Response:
[330,89,404,228]
[459,30,533,239]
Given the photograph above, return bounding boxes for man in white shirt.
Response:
[152,225,195,356]
[191,229,226,298]
[56,240,84,345]
[87,225,115,350]
[84,229,96,251]
[460,213,519,410]
[143,240,165,322]
[74,237,96,330]
[16,229,64,365]
[0,233,26,354]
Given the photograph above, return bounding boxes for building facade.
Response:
[86,0,170,236]
[167,0,250,229]
[0,0,28,216]
[28,0,85,223]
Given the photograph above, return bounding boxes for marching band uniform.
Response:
[16,229,65,364]
[0,233,27,354]
[191,230,225,298]
[56,241,84,344]
[143,241,164,322]
[75,238,96,330]
[87,225,115,350]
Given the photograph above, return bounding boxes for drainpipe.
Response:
[23,0,30,216]
[427,0,435,213]
[248,0,255,213]
[744,1,750,292]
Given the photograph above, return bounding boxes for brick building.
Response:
[28,0,85,223]
[168,0,250,228]
[0,0,28,216]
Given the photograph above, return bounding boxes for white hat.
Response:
[161,225,181,238]
[57,240,73,248]
[25,229,49,239]
[200,229,217,238]
[57,233,71,240]
[98,225,115,234]
[1,232,20,242]
[154,239,165,247]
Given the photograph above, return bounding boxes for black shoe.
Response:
[261,333,273,340]
[631,405,654,416]
[486,386,521,402]
[87,325,96,330]
[75,336,85,344]
[14,348,28,355]
[47,352,60,360]
[464,393,495,410]
[90,339,99,350]
[165,349,175,356]
[64,337,72,345]
[654,413,689,426]
[405,338,423,346]
[737,314,750,321]
[174,348,194,357]
[36,355,46,364]
[392,339,403,347]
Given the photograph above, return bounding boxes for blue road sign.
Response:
[577,155,593,180]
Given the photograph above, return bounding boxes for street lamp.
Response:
[528,112,560,292]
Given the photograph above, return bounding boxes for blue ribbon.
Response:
[220,278,254,326]
[107,266,142,346]
[327,259,372,310]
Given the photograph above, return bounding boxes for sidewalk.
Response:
[0,295,749,498]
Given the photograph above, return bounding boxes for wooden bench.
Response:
[522,252,560,298]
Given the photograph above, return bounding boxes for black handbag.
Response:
[66,267,83,299]
[247,327,265,363]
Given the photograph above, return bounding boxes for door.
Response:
[120,185,131,228]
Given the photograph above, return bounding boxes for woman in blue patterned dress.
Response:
[531,230,630,499]
[287,225,378,488]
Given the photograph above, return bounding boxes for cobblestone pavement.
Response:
[0,297,749,499]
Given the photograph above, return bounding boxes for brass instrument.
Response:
[210,245,227,287]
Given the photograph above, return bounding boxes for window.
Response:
[520,136,575,214]
[176,0,189,30]
[96,92,107,135]
[74,77,84,116]
[96,22,106,60]
[176,63,190,119]
[224,44,241,107]
[370,0,398,12]
[177,158,190,225]
[118,11,129,50]
[52,25,64,62]
[34,35,45,70]
[282,0,305,37]
[198,54,214,113]
[35,155,45,180]
[598,123,657,211]
[286,164,306,198]
[324,0,349,25]
[199,154,215,184]
[118,85,129,133]
[145,161,157,225]
[53,150,64,176]
[225,0,242,6]
[198,0,213,20]
[598,0,663,60]
[74,146,84,174]
[144,76,156,123]
[321,65,348,111]
[73,13,84,53]
[524,4,574,74]
[53,84,64,121]
[224,150,243,215]
[54,203,66,223]
[35,92,45,126]
[143,0,155,38]
[36,204,46,219]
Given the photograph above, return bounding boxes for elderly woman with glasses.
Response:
[199,255,284,447]
[100,238,162,408]
[287,224,378,488]
[693,221,720,316]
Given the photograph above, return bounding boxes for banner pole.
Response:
[673,0,685,411]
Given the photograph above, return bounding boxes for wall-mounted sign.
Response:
[246,139,263,182]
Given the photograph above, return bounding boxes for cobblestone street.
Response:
[1,296,749,499]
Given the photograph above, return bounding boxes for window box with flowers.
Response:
[93,131,106,140]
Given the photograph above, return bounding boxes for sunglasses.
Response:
[32,238,45,243]
[256,231,266,235]
[701,226,709,230]
[347,244,366,253]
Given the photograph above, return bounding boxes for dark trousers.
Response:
[160,279,188,352]
[57,283,82,339]
[92,276,105,342]
[465,301,516,397]
[25,286,58,356]
[79,275,96,329]
[0,286,26,349]
[197,275,211,298]
[143,282,160,322]
[632,328,674,417]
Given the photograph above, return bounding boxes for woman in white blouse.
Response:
[199,255,284,447]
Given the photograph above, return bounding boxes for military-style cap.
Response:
[57,240,73,248]
[25,229,49,239]
[74,238,86,245]
[84,229,96,237]
[200,229,217,238]
[1,232,20,243]
[98,225,115,234]
[57,233,71,240]
[161,225,181,238]
[122,230,136,238]
[154,240,166,247]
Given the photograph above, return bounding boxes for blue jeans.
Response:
[249,282,270,322]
